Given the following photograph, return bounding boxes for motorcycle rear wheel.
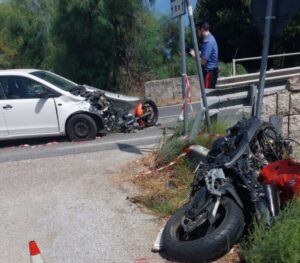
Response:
[162,197,245,263]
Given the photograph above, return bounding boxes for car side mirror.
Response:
[36,91,59,99]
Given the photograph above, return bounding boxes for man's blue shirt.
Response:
[201,33,218,71]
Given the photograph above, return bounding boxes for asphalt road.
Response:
[0,103,201,263]
[0,103,201,163]
[0,146,168,263]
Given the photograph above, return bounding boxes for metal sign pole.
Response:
[255,0,274,118]
[171,0,188,135]
[185,0,212,133]
[179,15,189,136]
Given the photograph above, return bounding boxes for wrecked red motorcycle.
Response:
[162,117,300,262]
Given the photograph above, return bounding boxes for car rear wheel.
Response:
[67,114,97,141]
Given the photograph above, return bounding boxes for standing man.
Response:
[189,21,219,89]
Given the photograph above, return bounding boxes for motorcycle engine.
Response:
[252,127,292,168]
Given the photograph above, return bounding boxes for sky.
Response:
[152,0,197,24]
[153,0,197,15]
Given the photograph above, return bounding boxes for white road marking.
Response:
[159,113,195,120]
[57,135,161,151]
[159,115,180,119]
[158,101,201,109]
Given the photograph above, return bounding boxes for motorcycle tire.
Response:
[141,99,158,127]
[162,197,245,263]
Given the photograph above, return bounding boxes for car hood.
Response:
[82,84,141,103]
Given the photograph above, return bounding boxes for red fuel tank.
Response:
[260,160,300,202]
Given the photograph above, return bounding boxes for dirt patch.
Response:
[214,246,242,263]
[129,152,193,216]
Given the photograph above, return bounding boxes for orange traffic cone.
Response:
[29,241,45,263]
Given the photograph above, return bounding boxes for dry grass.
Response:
[129,120,229,217]
[213,246,242,263]
[130,160,193,216]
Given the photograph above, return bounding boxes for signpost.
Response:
[171,0,188,136]
[254,0,274,118]
[170,0,212,135]
[171,0,186,19]
[185,0,212,133]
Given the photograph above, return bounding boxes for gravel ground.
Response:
[0,146,167,263]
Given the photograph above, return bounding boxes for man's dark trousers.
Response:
[203,68,218,89]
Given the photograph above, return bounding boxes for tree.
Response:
[0,0,54,69]
[195,0,261,63]
[50,0,144,91]
[0,0,172,91]
[194,0,300,71]
[272,11,300,68]
[141,0,155,9]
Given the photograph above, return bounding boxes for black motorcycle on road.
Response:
[162,117,294,263]
[70,84,159,134]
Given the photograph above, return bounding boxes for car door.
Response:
[0,82,8,137]
[0,76,60,136]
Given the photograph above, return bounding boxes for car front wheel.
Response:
[67,114,97,141]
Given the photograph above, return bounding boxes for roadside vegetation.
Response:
[131,119,300,263]
[133,160,193,216]
[156,120,229,167]
[241,198,300,263]
[132,120,228,216]
[1,1,299,94]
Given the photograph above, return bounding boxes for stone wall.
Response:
[145,76,201,106]
[262,77,300,141]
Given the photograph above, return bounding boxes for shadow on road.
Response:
[117,143,155,155]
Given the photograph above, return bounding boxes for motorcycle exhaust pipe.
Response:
[264,184,280,217]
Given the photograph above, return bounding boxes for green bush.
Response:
[242,198,300,263]
[156,137,186,166]
[158,119,229,166]
[201,119,229,135]
[219,62,248,77]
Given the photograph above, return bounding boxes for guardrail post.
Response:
[190,106,205,140]
[269,115,283,135]
[250,85,258,116]
[232,59,236,76]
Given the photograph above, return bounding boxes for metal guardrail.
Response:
[190,73,294,130]
[216,66,300,89]
[232,52,300,76]
[188,65,300,140]
[207,84,286,115]
[190,81,289,139]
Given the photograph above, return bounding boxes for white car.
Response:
[0,69,105,141]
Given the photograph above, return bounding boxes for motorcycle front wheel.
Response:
[140,99,158,127]
[162,197,245,263]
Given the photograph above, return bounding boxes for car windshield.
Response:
[30,71,77,91]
